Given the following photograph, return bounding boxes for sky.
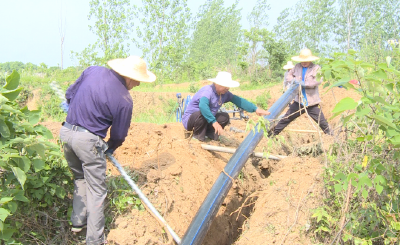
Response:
[0,0,297,68]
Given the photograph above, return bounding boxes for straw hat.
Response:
[291,49,319,62]
[283,61,295,70]
[208,72,239,88]
[107,56,156,83]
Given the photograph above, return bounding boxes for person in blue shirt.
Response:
[59,56,156,245]
[182,71,270,141]
[271,49,332,136]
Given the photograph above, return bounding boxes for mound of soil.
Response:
[39,83,359,245]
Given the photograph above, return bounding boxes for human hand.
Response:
[255,108,270,116]
[295,80,305,86]
[212,122,224,135]
[105,148,115,155]
[60,101,69,113]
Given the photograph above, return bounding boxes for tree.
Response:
[263,33,289,72]
[334,0,362,51]
[59,0,66,70]
[356,0,400,64]
[133,0,192,84]
[189,0,242,79]
[274,0,336,55]
[243,0,271,76]
[73,0,133,67]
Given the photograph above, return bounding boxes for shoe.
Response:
[71,224,87,232]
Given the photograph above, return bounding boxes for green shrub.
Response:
[310,49,400,244]
[189,82,199,93]
[255,90,271,110]
[0,70,73,244]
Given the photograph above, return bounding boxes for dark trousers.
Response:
[187,111,230,141]
[273,101,331,135]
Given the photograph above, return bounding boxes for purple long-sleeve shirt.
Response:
[65,66,133,151]
[182,84,233,129]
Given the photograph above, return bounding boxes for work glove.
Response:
[60,101,69,113]
[294,80,306,87]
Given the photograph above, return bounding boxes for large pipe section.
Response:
[180,83,300,245]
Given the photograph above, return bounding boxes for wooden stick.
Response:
[200,144,287,160]
[285,129,318,133]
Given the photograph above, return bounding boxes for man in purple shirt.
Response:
[182,72,270,141]
[59,56,155,245]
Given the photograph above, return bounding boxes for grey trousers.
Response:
[60,126,108,245]
[186,111,230,141]
[273,101,331,135]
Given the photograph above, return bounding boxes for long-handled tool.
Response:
[106,153,181,244]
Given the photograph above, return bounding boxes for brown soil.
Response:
[40,83,359,245]
[26,89,41,110]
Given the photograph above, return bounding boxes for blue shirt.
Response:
[65,66,133,151]
[301,67,308,106]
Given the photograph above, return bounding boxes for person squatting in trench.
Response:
[182,71,270,142]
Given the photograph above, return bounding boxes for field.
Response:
[36,80,360,245]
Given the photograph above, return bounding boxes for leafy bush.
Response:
[189,82,199,93]
[255,90,271,110]
[310,49,400,244]
[0,71,73,244]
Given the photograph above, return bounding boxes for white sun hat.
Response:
[291,49,320,62]
[207,72,240,88]
[107,56,156,83]
[283,61,295,70]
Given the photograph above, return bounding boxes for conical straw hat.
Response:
[207,72,240,88]
[283,61,295,70]
[107,56,156,83]
[291,49,319,62]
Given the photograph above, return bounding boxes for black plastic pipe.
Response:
[180,83,300,245]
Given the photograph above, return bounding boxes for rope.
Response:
[222,169,234,182]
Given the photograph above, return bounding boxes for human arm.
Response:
[199,97,217,124]
[231,95,270,116]
[230,95,257,112]
[303,65,322,88]
[198,97,225,135]
[106,102,133,153]
[286,67,295,82]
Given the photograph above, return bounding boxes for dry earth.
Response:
[39,82,360,245]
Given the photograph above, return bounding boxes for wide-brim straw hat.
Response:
[291,49,319,62]
[208,72,240,88]
[107,56,156,83]
[283,61,295,70]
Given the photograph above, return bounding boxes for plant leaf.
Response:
[0,208,10,222]
[3,70,20,90]
[11,167,27,189]
[0,118,10,138]
[2,87,23,102]
[369,114,398,129]
[33,159,45,172]
[332,97,358,114]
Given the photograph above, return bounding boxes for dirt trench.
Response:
[39,83,359,244]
